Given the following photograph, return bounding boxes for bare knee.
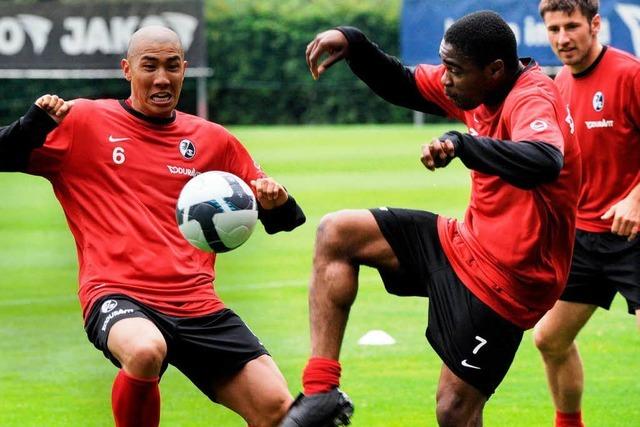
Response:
[533,324,573,360]
[315,211,356,258]
[119,338,167,377]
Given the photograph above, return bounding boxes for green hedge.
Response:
[206,4,411,124]
[1,0,415,125]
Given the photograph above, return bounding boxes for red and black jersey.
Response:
[26,99,269,320]
[555,46,640,232]
[413,62,581,329]
[338,26,581,328]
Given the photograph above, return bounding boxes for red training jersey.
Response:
[27,99,266,320]
[414,61,581,329]
[554,46,640,232]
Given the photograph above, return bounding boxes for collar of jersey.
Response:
[572,45,608,79]
[119,99,176,125]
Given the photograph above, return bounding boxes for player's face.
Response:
[121,41,187,118]
[439,41,498,110]
[543,9,601,73]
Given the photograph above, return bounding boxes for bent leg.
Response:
[214,354,292,427]
[436,364,487,427]
[108,317,167,427]
[533,301,596,413]
[309,209,399,360]
[280,210,395,425]
[108,317,168,377]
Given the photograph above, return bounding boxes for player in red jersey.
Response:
[281,10,581,427]
[535,1,640,426]
[0,27,305,427]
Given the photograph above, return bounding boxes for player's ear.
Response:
[486,59,505,80]
[121,58,132,81]
[590,14,601,36]
[182,60,188,81]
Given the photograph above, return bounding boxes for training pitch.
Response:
[0,124,638,426]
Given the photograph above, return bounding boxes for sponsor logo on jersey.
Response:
[167,165,201,176]
[529,119,548,132]
[585,119,614,129]
[108,135,131,143]
[100,299,118,313]
[592,91,604,112]
[101,308,135,332]
[179,139,196,160]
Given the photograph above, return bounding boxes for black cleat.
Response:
[280,388,354,427]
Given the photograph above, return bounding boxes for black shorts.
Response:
[85,295,269,401]
[562,230,640,314]
[371,207,524,397]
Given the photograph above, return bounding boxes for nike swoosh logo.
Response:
[461,359,481,370]
[108,135,131,143]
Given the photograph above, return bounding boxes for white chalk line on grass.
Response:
[0,277,383,307]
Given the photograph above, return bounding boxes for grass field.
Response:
[0,124,638,426]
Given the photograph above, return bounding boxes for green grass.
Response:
[1,124,638,426]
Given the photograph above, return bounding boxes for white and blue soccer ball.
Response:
[176,171,258,253]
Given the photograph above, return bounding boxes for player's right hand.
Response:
[421,138,456,171]
[306,29,350,80]
[35,94,74,124]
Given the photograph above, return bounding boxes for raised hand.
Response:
[251,177,289,210]
[420,137,456,171]
[305,29,350,80]
[35,94,74,123]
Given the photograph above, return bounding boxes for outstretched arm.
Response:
[0,95,73,171]
[305,27,446,116]
[420,131,564,190]
[252,177,306,234]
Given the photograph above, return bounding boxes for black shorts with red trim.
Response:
[84,294,269,401]
[562,229,640,313]
[370,207,523,397]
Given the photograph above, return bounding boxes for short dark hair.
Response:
[443,10,519,73]
[539,0,599,22]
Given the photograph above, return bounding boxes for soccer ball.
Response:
[176,171,258,253]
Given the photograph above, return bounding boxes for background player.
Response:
[0,26,305,427]
[534,1,640,426]
[282,10,581,427]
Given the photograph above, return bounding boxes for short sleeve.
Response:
[221,132,267,189]
[507,93,566,153]
[627,68,640,131]
[27,107,76,178]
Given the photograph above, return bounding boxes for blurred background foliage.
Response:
[0,0,421,124]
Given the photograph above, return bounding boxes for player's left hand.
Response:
[601,195,640,241]
[35,94,74,124]
[251,177,289,210]
[421,137,456,171]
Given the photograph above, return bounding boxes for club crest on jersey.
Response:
[101,299,118,313]
[179,139,196,160]
[530,119,548,132]
[592,91,604,112]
